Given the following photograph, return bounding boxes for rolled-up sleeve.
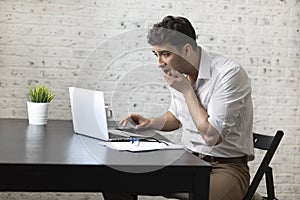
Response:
[207,65,252,139]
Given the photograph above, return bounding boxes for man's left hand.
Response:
[160,65,192,94]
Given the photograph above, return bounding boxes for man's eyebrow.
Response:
[152,50,171,54]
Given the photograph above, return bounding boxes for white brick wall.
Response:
[0,0,299,199]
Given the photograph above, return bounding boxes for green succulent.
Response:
[28,83,55,103]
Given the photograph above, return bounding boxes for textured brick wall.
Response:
[0,0,299,199]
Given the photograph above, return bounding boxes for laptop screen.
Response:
[69,87,109,140]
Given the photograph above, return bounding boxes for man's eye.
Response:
[162,52,170,57]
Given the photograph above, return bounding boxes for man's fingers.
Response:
[119,119,128,127]
[119,114,141,127]
[159,65,172,75]
[119,115,132,127]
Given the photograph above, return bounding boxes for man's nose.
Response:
[158,56,166,65]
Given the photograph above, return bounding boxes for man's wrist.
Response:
[148,118,153,129]
[182,86,195,98]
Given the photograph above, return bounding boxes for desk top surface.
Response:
[0,119,210,172]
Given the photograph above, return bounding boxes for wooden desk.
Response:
[0,119,211,200]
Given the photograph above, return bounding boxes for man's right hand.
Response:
[119,112,181,132]
[119,114,151,130]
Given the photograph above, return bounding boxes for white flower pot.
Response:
[27,101,49,125]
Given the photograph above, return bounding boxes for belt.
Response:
[193,153,248,164]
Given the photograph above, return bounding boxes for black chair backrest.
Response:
[243,130,284,200]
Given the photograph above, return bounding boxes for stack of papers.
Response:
[99,141,184,152]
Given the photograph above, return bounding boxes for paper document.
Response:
[99,141,184,152]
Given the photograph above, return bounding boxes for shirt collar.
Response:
[197,47,212,80]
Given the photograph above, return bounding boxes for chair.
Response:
[243,130,284,200]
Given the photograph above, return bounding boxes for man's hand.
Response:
[159,65,192,94]
[120,112,181,131]
[119,114,151,130]
[159,65,222,146]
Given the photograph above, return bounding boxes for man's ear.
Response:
[182,43,192,57]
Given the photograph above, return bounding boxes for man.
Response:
[103,15,254,200]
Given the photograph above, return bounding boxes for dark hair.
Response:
[147,16,197,50]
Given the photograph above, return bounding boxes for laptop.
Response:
[69,87,131,141]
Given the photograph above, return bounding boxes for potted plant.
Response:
[27,83,55,125]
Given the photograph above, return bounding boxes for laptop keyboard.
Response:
[108,126,138,141]
[114,126,136,133]
[108,132,130,141]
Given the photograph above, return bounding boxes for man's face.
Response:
[151,43,187,74]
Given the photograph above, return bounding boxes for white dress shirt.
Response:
[169,47,254,160]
